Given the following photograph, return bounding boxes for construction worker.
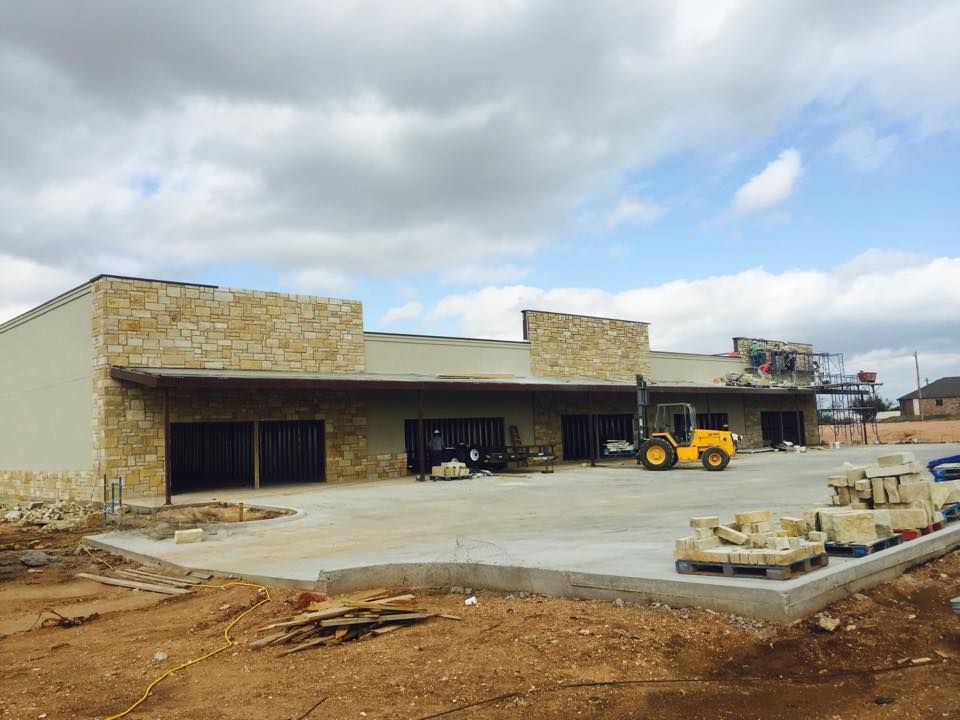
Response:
[428,428,444,470]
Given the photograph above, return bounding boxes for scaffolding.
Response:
[732,338,881,445]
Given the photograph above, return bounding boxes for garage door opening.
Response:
[170,419,325,493]
[404,417,505,470]
[170,422,254,493]
[259,420,326,485]
[761,411,806,447]
[561,414,635,460]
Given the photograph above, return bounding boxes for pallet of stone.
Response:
[251,590,437,653]
[895,521,946,541]
[675,553,828,581]
[823,534,903,558]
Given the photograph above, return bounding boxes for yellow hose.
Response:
[103,582,272,720]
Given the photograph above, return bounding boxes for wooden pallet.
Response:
[824,534,903,558]
[674,553,828,581]
[942,503,960,524]
[895,521,946,541]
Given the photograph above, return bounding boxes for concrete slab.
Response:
[86,443,960,621]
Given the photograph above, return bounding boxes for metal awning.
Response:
[110,366,815,395]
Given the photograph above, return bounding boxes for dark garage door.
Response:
[404,417,505,469]
[170,422,254,493]
[760,411,806,446]
[561,414,635,460]
[259,420,326,484]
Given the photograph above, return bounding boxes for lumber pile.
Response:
[251,589,444,654]
[76,566,201,595]
[674,512,826,566]
[431,460,470,478]
[815,451,950,539]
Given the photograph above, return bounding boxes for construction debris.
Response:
[0,501,95,532]
[674,511,827,568]
[251,589,438,653]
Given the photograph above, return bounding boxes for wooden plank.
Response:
[76,573,191,595]
[320,617,380,627]
[130,568,203,585]
[188,570,214,580]
[248,630,291,650]
[371,612,433,623]
[439,614,463,621]
[345,588,391,601]
[255,607,355,631]
[276,636,329,656]
[370,624,404,636]
[114,570,194,588]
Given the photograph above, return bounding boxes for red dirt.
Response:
[0,524,958,720]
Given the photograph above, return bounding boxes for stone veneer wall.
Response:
[523,310,651,381]
[0,470,99,502]
[90,276,372,497]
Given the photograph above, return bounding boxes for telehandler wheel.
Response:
[638,438,674,470]
[701,446,730,471]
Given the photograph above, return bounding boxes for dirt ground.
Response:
[875,419,960,445]
[817,418,960,446]
[1,521,959,720]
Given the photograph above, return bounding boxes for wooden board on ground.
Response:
[76,573,192,595]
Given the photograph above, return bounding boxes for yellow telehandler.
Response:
[635,376,736,471]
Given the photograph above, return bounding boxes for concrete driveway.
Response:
[88,443,960,619]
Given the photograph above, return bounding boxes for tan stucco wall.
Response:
[649,352,746,385]
[0,288,93,473]
[365,390,536,455]
[524,310,651,381]
[91,276,368,497]
[364,333,531,377]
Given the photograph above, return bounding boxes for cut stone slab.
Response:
[716,525,748,545]
[888,508,928,530]
[689,516,720,529]
[866,463,920,479]
[871,477,887,504]
[831,511,878,544]
[883,478,901,504]
[175,528,203,544]
[878,452,916,468]
[735,511,773,525]
[779,516,808,536]
[898,482,931,504]
[844,464,867,484]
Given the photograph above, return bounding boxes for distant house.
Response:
[898,376,960,417]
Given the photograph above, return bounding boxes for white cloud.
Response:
[1,3,959,284]
[830,125,899,172]
[441,264,532,286]
[425,251,960,399]
[732,148,803,215]
[603,196,666,229]
[0,255,85,324]
[277,267,355,296]
[381,301,424,325]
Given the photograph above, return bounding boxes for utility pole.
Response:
[914,351,924,422]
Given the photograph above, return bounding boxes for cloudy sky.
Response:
[2,1,959,399]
